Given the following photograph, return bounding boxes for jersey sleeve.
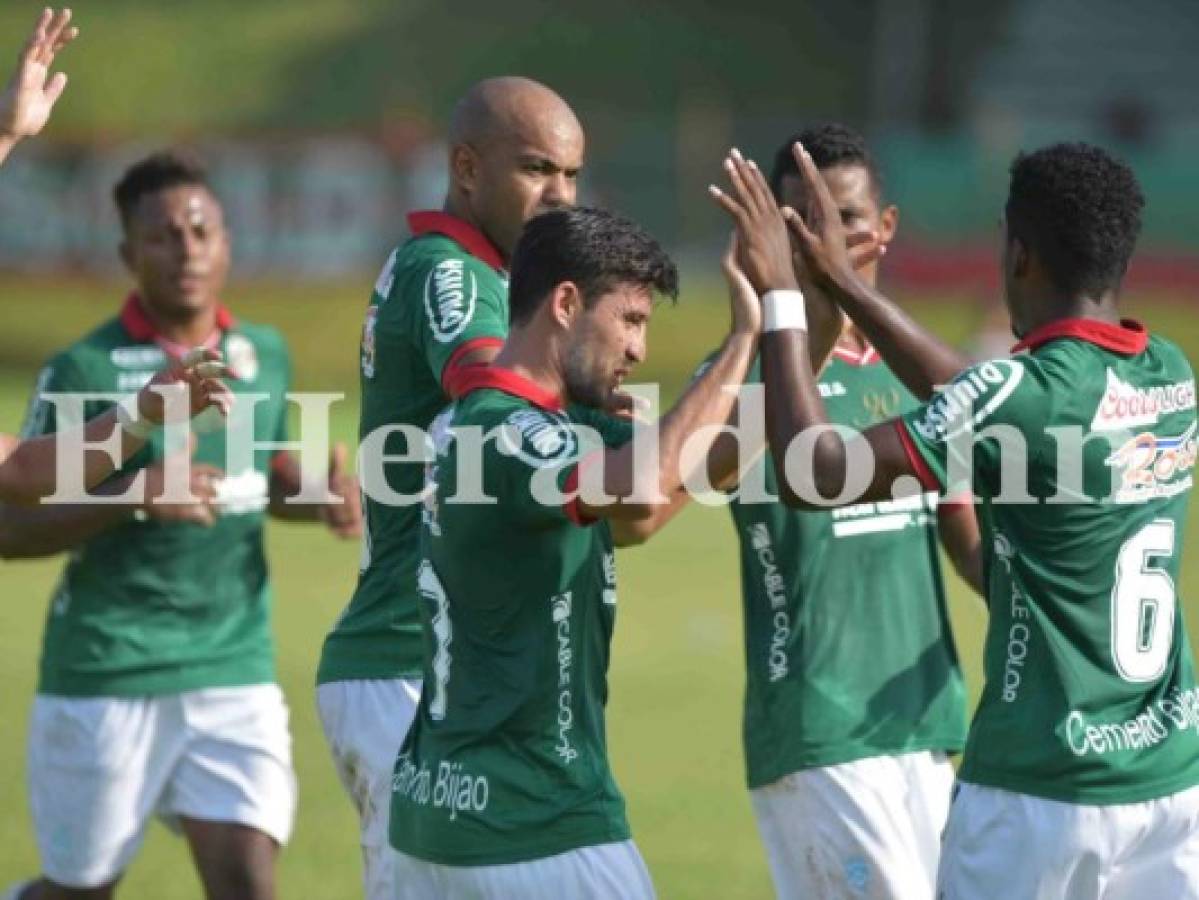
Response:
[20,354,91,438]
[410,251,507,390]
[481,406,604,530]
[897,356,1041,498]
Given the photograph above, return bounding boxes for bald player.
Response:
[315,77,584,900]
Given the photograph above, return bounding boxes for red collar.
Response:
[1011,318,1148,355]
[831,342,880,366]
[119,293,235,344]
[407,211,506,273]
[452,365,563,411]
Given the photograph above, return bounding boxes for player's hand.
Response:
[319,443,363,539]
[0,9,78,148]
[722,233,762,338]
[606,390,650,423]
[138,435,221,527]
[136,348,235,427]
[708,148,797,295]
[780,141,857,290]
[792,230,885,336]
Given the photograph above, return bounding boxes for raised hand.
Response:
[136,347,235,428]
[780,142,857,289]
[0,8,78,157]
[319,443,363,539]
[721,233,762,338]
[708,148,797,295]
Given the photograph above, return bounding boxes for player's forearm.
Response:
[762,328,847,509]
[0,477,137,558]
[599,332,756,519]
[937,506,985,597]
[822,269,968,399]
[0,409,149,506]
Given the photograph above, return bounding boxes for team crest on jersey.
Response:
[499,409,577,468]
[1090,369,1195,432]
[424,258,477,344]
[910,358,1024,442]
[225,333,258,382]
[361,305,378,378]
[1105,421,1197,503]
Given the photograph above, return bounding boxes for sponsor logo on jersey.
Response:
[747,523,791,683]
[225,333,259,382]
[910,359,1024,442]
[830,492,936,538]
[117,371,155,392]
[1105,421,1197,503]
[818,380,846,399]
[392,752,492,823]
[424,257,477,344]
[1091,370,1195,432]
[111,346,166,369]
[602,551,618,606]
[500,409,577,468]
[993,532,1034,703]
[374,248,398,300]
[1065,686,1199,758]
[551,591,578,764]
[360,305,378,379]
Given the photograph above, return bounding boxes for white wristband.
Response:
[763,290,807,333]
[116,394,157,440]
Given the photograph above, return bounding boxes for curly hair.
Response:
[508,206,679,326]
[1006,142,1144,298]
[769,122,882,201]
[113,151,213,228]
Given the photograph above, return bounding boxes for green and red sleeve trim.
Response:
[441,337,505,397]
[894,419,942,492]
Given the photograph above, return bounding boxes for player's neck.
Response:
[1024,293,1122,334]
[137,300,220,348]
[442,196,510,266]
[492,335,567,405]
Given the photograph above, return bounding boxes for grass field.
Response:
[0,276,1196,898]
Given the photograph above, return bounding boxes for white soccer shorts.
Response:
[317,677,422,900]
[750,750,954,899]
[28,684,296,889]
[392,839,656,900]
[937,781,1199,899]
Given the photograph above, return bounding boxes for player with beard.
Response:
[388,205,760,898]
[315,77,587,899]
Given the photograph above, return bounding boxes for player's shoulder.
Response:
[457,392,579,470]
[223,317,290,376]
[46,316,129,380]
[906,355,1036,443]
[1146,333,1194,379]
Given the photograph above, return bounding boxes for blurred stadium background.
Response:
[1,1,1197,896]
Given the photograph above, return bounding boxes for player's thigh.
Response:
[937,783,1104,900]
[163,684,297,847]
[316,678,422,844]
[27,695,179,890]
[393,841,655,900]
[1106,784,1199,900]
[179,818,277,900]
[750,756,934,899]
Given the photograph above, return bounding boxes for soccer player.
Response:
[713,143,1199,896]
[2,152,361,900]
[0,9,234,505]
[632,125,980,898]
[389,204,760,898]
[315,76,584,899]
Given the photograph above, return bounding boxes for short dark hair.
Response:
[769,122,882,201]
[508,206,679,326]
[1006,142,1144,298]
[113,151,213,228]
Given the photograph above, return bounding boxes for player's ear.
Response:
[450,143,479,194]
[549,281,582,330]
[879,204,899,244]
[118,238,134,273]
[1010,235,1030,279]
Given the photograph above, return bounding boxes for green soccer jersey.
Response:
[732,348,967,789]
[24,295,290,697]
[390,368,634,866]
[318,212,509,684]
[898,318,1199,804]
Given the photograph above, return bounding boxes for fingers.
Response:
[43,70,66,106]
[19,9,53,65]
[781,205,818,250]
[791,141,839,226]
[42,9,75,63]
[329,442,349,476]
